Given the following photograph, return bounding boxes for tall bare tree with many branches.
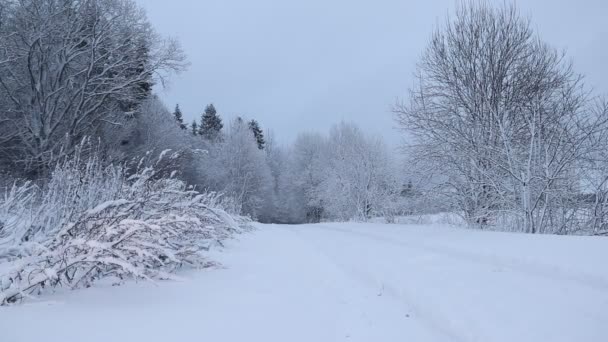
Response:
[395,1,608,233]
[0,0,185,175]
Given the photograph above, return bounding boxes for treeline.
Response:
[0,0,604,248]
[0,0,412,226]
[164,104,415,223]
[272,123,415,223]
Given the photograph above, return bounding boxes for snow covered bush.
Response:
[0,145,249,305]
[0,181,35,255]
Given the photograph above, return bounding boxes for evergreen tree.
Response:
[248,119,265,150]
[191,120,198,136]
[199,104,223,141]
[173,104,187,130]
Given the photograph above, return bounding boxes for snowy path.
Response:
[1,223,608,342]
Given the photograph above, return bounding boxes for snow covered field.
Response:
[1,222,607,342]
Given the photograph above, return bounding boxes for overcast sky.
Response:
[137,0,608,146]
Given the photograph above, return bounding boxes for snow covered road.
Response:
[2,223,608,342]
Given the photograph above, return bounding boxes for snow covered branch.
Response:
[0,146,249,305]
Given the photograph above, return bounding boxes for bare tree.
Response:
[395,1,608,233]
[209,118,273,220]
[0,0,185,175]
[579,100,608,235]
[283,132,328,223]
[322,122,399,221]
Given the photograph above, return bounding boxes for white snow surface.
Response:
[1,222,607,342]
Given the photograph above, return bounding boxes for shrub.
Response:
[0,145,249,305]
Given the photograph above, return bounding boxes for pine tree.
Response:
[191,120,198,136]
[248,119,265,150]
[173,104,187,130]
[199,104,223,141]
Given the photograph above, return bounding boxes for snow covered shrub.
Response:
[0,147,249,305]
[22,143,125,244]
[0,181,35,257]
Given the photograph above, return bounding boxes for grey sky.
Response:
[137,0,608,146]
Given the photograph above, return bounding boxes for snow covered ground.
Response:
[1,222,607,342]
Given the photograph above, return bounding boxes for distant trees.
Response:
[200,104,224,142]
[262,130,287,222]
[0,0,185,176]
[214,118,273,219]
[275,122,401,223]
[110,97,198,167]
[322,122,400,221]
[281,132,328,223]
[395,2,608,234]
[173,104,187,130]
[248,120,266,150]
[185,118,402,224]
[191,120,199,136]
[147,101,283,221]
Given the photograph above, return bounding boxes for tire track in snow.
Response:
[290,226,471,342]
[315,224,608,293]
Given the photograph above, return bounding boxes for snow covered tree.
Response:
[321,122,399,221]
[259,130,287,222]
[110,97,216,190]
[173,104,187,130]
[200,104,223,142]
[196,117,273,219]
[0,0,185,175]
[216,118,273,219]
[275,123,400,223]
[248,120,266,150]
[395,1,608,233]
[281,132,329,223]
[191,120,199,136]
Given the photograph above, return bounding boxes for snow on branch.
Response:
[0,147,250,305]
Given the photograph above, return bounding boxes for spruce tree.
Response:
[173,104,187,130]
[199,104,223,141]
[191,120,198,136]
[248,119,265,150]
